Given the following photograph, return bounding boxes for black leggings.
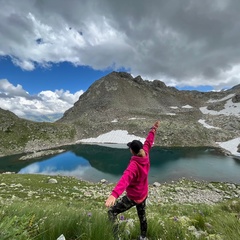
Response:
[108,195,147,238]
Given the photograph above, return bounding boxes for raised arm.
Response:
[143,120,160,154]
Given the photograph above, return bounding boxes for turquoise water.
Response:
[1,144,240,184]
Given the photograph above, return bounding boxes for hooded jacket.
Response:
[111,128,156,202]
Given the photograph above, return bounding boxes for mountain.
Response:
[22,113,64,122]
[0,108,76,157]
[57,71,240,149]
[1,71,239,157]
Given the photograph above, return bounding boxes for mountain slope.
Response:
[58,71,240,148]
[0,108,76,157]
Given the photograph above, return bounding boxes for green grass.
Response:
[0,174,239,239]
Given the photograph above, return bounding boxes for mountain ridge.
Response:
[57,71,239,149]
[0,71,239,157]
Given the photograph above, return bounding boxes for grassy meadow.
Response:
[0,173,239,240]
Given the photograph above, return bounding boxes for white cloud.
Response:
[0,79,83,121]
[12,58,35,71]
[1,0,240,89]
[0,79,29,97]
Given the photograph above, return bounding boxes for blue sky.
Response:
[0,57,111,94]
[1,0,240,121]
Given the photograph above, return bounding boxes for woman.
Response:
[105,120,160,240]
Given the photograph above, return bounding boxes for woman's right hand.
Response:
[105,195,116,208]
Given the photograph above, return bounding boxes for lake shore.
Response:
[1,173,240,205]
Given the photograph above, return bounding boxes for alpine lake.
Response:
[0,144,240,184]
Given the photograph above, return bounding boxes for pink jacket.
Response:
[111,128,156,202]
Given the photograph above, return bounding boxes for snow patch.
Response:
[207,94,235,103]
[216,138,240,157]
[128,117,146,120]
[198,119,220,129]
[166,113,176,116]
[77,130,145,145]
[200,99,240,117]
[182,105,193,108]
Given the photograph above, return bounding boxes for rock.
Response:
[224,195,231,200]
[188,225,197,231]
[146,198,152,205]
[100,179,107,184]
[234,190,240,196]
[48,178,58,184]
[57,234,66,240]
[212,187,222,193]
[84,191,92,197]
[206,234,223,240]
[10,183,23,188]
[232,94,240,103]
[153,182,161,187]
[227,183,236,190]
[205,222,213,229]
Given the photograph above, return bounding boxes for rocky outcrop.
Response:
[19,149,66,160]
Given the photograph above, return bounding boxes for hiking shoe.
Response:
[137,236,148,240]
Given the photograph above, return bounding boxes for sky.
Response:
[1,0,240,121]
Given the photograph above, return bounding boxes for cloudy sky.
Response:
[1,0,240,121]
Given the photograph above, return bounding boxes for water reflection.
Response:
[14,144,240,184]
[233,157,240,165]
[18,151,122,182]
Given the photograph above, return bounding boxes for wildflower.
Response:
[120,215,124,221]
[28,214,35,228]
[173,216,178,221]
[87,212,92,217]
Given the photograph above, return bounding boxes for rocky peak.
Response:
[56,72,239,150]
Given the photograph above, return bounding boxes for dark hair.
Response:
[127,140,143,154]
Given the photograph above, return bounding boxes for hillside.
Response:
[0,108,76,157]
[58,71,240,149]
[0,71,239,157]
[0,173,240,239]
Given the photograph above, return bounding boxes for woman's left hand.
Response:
[105,195,116,208]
